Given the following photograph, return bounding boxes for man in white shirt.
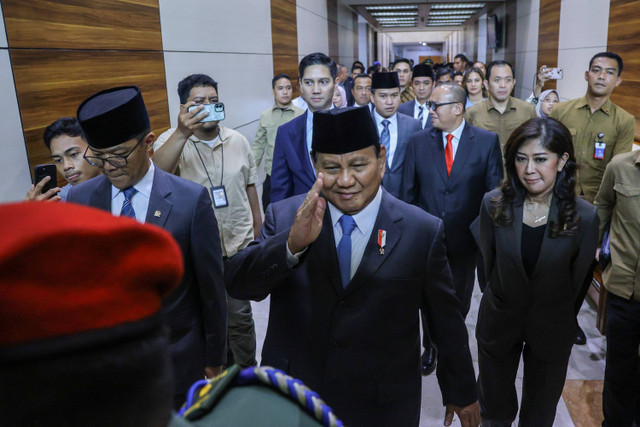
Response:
[370,72,421,198]
[67,86,227,407]
[398,64,435,130]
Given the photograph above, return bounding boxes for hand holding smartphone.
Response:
[188,103,226,123]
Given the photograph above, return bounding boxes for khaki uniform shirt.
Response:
[154,126,258,257]
[253,104,304,175]
[400,85,415,103]
[465,97,536,150]
[550,96,635,202]
[594,150,640,302]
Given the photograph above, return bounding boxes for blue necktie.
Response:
[337,215,357,288]
[417,106,424,129]
[120,187,138,219]
[380,119,390,157]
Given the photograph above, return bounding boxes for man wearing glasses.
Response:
[403,82,503,320]
[67,86,227,409]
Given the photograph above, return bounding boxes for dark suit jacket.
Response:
[270,111,315,203]
[403,123,503,257]
[380,112,421,198]
[67,168,227,394]
[226,190,477,426]
[475,189,599,361]
[398,100,432,130]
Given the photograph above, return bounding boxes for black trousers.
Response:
[262,174,271,213]
[422,251,476,352]
[603,292,640,427]
[478,340,570,427]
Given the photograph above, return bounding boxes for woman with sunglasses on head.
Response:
[474,117,599,427]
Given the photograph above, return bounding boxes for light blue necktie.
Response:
[417,106,424,129]
[380,119,390,155]
[337,215,357,288]
[120,187,138,219]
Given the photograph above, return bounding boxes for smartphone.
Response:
[34,164,58,194]
[188,102,226,122]
[548,67,563,80]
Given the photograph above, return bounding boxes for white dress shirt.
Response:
[327,187,383,279]
[413,99,430,129]
[111,160,154,223]
[286,187,383,280]
[442,120,466,159]
[373,111,399,166]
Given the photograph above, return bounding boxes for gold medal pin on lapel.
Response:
[154,210,161,218]
[378,229,386,255]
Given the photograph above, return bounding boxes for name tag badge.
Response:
[594,142,606,160]
[211,186,229,208]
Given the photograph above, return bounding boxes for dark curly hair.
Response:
[491,117,580,237]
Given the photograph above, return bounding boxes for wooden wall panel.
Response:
[11,50,170,175]
[270,0,299,97]
[537,0,561,90]
[607,0,640,141]
[3,0,162,50]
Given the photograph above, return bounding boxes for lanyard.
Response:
[192,138,224,188]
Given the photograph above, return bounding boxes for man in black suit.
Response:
[226,107,480,427]
[370,71,421,198]
[398,64,435,130]
[67,86,227,407]
[403,82,503,316]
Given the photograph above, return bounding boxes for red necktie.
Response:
[445,134,454,176]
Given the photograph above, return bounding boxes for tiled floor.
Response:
[250,282,606,426]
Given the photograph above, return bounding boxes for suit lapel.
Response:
[90,176,114,213]
[531,198,559,277]
[391,115,406,171]
[293,111,316,185]
[429,128,448,185]
[311,208,343,296]
[345,191,402,296]
[448,124,473,185]
[509,201,528,279]
[144,169,174,228]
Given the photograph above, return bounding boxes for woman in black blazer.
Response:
[475,117,599,427]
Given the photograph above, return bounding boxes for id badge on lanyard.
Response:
[211,185,229,208]
[594,132,606,160]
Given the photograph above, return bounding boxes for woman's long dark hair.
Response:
[491,117,580,237]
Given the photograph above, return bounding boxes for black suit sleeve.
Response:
[225,203,294,301]
[571,205,599,298]
[191,187,227,366]
[486,133,504,191]
[477,194,497,283]
[423,219,478,407]
[270,127,293,203]
[401,134,419,205]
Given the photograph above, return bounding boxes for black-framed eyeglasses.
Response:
[83,138,143,168]
[425,100,458,111]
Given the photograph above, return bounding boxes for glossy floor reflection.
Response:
[250,281,605,426]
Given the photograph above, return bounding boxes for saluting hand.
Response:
[445,400,481,427]
[287,174,326,255]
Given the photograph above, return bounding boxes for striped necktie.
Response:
[120,187,138,219]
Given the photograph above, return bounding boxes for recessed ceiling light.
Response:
[430,3,485,9]
[366,5,418,10]
[430,10,476,16]
[370,12,418,16]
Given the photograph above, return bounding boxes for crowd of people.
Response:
[8,49,638,427]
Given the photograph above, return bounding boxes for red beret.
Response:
[0,202,183,347]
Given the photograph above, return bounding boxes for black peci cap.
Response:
[371,72,400,90]
[77,86,150,149]
[312,107,379,155]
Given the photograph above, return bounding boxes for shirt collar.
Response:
[414,99,427,108]
[191,125,227,149]
[487,96,515,112]
[328,186,383,233]
[576,95,614,115]
[111,160,154,200]
[373,110,397,127]
[445,120,466,140]
[272,103,295,112]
